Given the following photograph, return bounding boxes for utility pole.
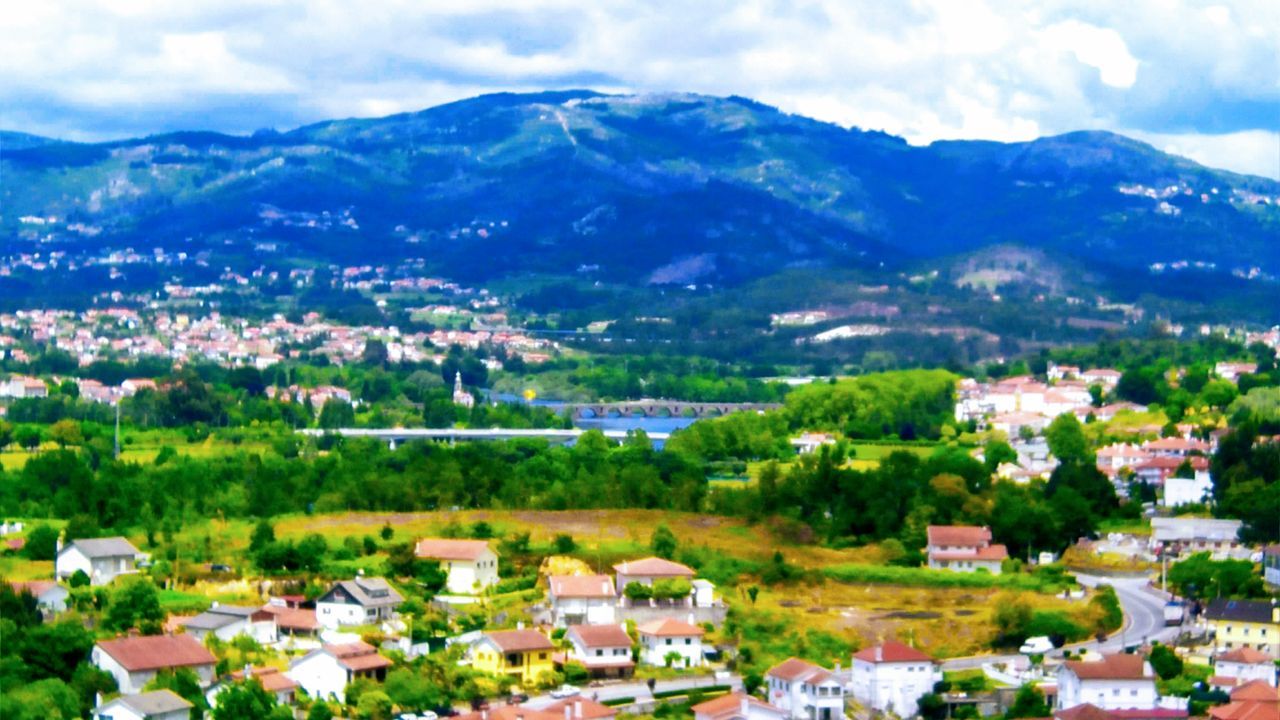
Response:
[113,401,121,460]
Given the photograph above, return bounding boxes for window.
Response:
[666,639,672,645]
[596,650,603,657]
[685,638,691,645]
[539,653,547,660]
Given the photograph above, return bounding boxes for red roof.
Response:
[231,666,299,693]
[1064,654,1150,680]
[853,641,934,664]
[1230,682,1280,703]
[261,606,319,632]
[97,634,216,672]
[1057,704,1121,720]
[414,538,493,561]
[550,575,616,598]
[927,525,992,547]
[691,692,784,720]
[567,624,632,648]
[1217,648,1273,664]
[613,557,694,577]
[485,629,555,652]
[930,544,1009,561]
[542,697,617,720]
[637,618,704,637]
[325,642,391,671]
[767,657,835,684]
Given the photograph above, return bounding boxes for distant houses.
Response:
[315,576,403,629]
[848,640,941,717]
[414,538,500,594]
[563,623,635,678]
[1056,654,1158,711]
[56,536,142,586]
[637,617,705,668]
[548,574,617,626]
[92,634,217,694]
[182,603,278,644]
[925,525,1008,574]
[764,658,845,720]
[1203,599,1280,658]
[94,689,193,720]
[470,628,556,686]
[287,641,391,703]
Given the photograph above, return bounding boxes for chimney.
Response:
[565,706,573,720]
[575,700,583,718]
[95,692,103,710]
[517,620,525,630]
[244,664,252,679]
[740,696,749,718]
[874,645,883,663]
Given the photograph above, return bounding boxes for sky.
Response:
[2,0,1278,178]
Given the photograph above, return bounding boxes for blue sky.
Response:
[2,0,1277,178]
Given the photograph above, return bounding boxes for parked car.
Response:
[1019,636,1054,655]
[550,685,581,699]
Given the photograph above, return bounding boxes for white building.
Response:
[637,617,704,668]
[1162,471,1213,508]
[764,658,845,720]
[926,525,1008,574]
[286,641,390,703]
[1,375,48,399]
[614,557,695,592]
[92,635,217,695]
[549,575,617,626]
[183,604,278,644]
[565,623,635,679]
[56,536,142,586]
[692,693,788,720]
[9,580,69,614]
[94,689,193,720]
[1265,546,1280,589]
[207,667,299,708]
[315,576,403,629]
[1210,648,1278,690]
[849,641,941,717]
[1056,654,1158,711]
[1149,518,1245,559]
[414,538,500,595]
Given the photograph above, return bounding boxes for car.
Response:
[419,713,439,720]
[550,685,581,699]
[1019,636,1054,655]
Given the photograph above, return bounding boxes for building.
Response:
[1150,518,1245,559]
[1214,363,1258,382]
[564,624,635,678]
[470,628,556,686]
[315,576,403,629]
[764,657,845,720]
[1207,680,1280,720]
[542,697,619,720]
[614,556,696,592]
[926,525,1008,574]
[8,580,69,614]
[1056,654,1158,711]
[93,689,193,720]
[93,635,217,694]
[287,641,390,703]
[182,604,278,644]
[549,575,617,626]
[261,604,320,638]
[790,432,837,454]
[56,536,142,586]
[207,667,299,708]
[453,372,476,408]
[1263,546,1280,589]
[849,641,941,717]
[1162,466,1213,508]
[692,693,789,720]
[414,538,500,595]
[637,617,704,668]
[1,375,48,399]
[1204,599,1280,658]
[1210,648,1278,690]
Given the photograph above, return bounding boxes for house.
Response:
[548,575,617,626]
[414,538,499,594]
[1143,437,1212,458]
[637,617,704,668]
[1049,363,1081,382]
[1,375,48,398]
[1056,654,1158,710]
[1214,362,1258,382]
[1052,704,1187,720]
[1204,599,1280,658]
[542,697,619,720]
[93,689,193,720]
[183,603,278,643]
[790,432,837,455]
[1150,518,1245,559]
[564,624,634,679]
[56,536,142,585]
[926,525,1008,574]
[1132,457,1188,487]
[614,556,695,592]
[1210,648,1278,690]
[207,666,299,708]
[692,692,789,720]
[1263,546,1280,589]
[470,628,556,686]
[315,576,403,629]
[453,372,476,408]
[287,641,391,703]
[8,579,69,614]
[765,657,845,720]
[1207,680,1279,720]
[1082,369,1123,389]
[93,634,217,694]
[1161,462,1213,507]
[261,604,320,638]
[849,640,941,717]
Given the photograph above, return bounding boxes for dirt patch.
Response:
[879,610,943,620]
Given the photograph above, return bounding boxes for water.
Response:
[487,391,699,446]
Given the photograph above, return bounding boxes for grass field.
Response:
[0,434,275,470]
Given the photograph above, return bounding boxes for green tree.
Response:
[105,578,164,633]
[318,399,355,429]
[1147,643,1183,680]
[23,524,60,560]
[146,667,209,717]
[1006,685,1051,719]
[650,524,677,559]
[48,419,84,447]
[249,519,275,554]
[1045,414,1089,464]
[356,690,394,720]
[211,679,280,720]
[307,702,335,720]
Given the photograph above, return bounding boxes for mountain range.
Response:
[3,90,1278,319]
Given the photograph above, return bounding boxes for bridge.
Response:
[298,427,670,449]
[560,401,780,419]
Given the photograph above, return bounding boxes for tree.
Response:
[356,690,394,720]
[318,399,355,429]
[19,619,95,682]
[68,569,90,588]
[23,524,60,560]
[308,702,336,720]
[146,667,209,716]
[249,519,275,554]
[15,425,43,451]
[361,339,389,367]
[650,524,677,559]
[105,578,164,633]
[1148,643,1183,680]
[553,534,577,554]
[1045,414,1089,464]
[0,419,13,450]
[211,680,280,720]
[1006,684,1051,719]
[48,419,84,447]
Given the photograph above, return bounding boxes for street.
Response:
[524,674,743,710]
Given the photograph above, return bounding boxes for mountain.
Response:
[3,91,1278,308]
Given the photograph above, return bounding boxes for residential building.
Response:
[614,556,695,592]
[414,538,500,594]
[1150,518,1245,559]
[926,525,1008,574]
[287,641,390,703]
[93,690,193,720]
[207,667,299,708]
[542,697,619,720]
[637,617,704,668]
[1214,363,1258,382]
[1,375,48,398]
[261,604,320,638]
[8,580,69,614]
[692,693,789,720]
[849,641,941,717]
[93,635,217,694]
[1263,546,1280,589]
[564,624,634,679]
[1204,599,1280,658]
[790,432,837,454]
[453,372,476,408]
[1207,680,1280,720]
[182,604,278,643]
[56,536,142,585]
[1081,369,1123,389]
[765,657,845,720]
[1162,464,1213,507]
[1210,648,1278,690]
[549,575,617,626]
[470,629,556,686]
[1056,654,1158,711]
[315,576,403,629]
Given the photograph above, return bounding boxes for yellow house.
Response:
[471,629,556,686]
[1205,599,1280,659]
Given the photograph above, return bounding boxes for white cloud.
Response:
[1128,130,1280,180]
[1041,20,1139,89]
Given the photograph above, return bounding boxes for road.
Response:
[523,674,742,710]
[940,573,1177,671]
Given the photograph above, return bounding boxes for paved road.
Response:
[524,674,742,710]
[940,573,1176,671]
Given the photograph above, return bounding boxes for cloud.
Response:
[0,0,1275,177]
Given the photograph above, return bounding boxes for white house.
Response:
[1265,546,1280,589]
[315,576,403,629]
[1056,654,1158,711]
[1,375,48,399]
[414,538,500,594]
[286,641,391,703]
[183,603,278,643]
[207,666,299,708]
[9,580,69,614]
[93,689,193,720]
[1210,648,1278,690]
[93,635,217,695]
[765,657,845,720]
[926,525,1008,574]
[1162,470,1213,508]
[1149,518,1245,559]
[849,641,941,717]
[565,623,635,679]
[637,617,704,668]
[693,693,789,720]
[56,536,142,586]
[614,557,695,592]
[549,575,617,626]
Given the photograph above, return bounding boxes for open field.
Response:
[0,434,275,470]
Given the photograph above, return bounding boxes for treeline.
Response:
[491,354,790,403]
